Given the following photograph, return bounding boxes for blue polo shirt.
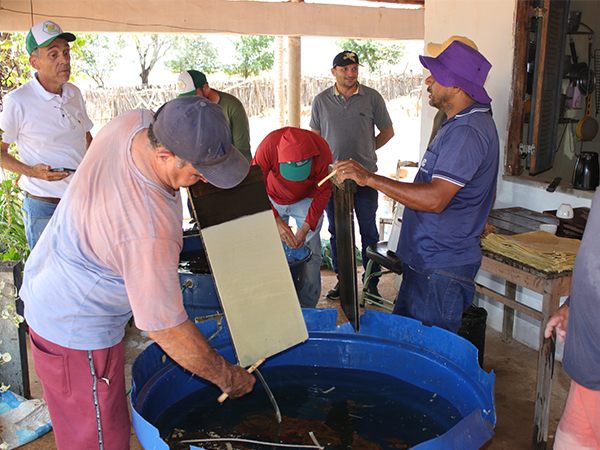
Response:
[397,103,499,269]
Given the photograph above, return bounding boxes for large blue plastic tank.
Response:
[131,309,496,449]
[179,235,312,320]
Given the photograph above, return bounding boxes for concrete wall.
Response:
[422,0,592,356]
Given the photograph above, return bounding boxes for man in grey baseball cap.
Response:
[20,96,254,450]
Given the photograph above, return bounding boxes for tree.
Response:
[0,33,31,93]
[74,34,125,88]
[336,39,405,73]
[224,35,275,79]
[164,35,220,75]
[130,34,173,87]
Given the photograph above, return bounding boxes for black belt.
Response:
[25,192,61,205]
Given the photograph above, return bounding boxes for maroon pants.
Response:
[29,329,130,450]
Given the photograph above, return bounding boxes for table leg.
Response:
[502,282,516,343]
[532,279,562,449]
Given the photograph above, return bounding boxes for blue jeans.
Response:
[271,197,323,308]
[22,196,58,250]
[392,261,481,333]
[325,185,381,287]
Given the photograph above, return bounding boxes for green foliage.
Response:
[335,39,405,73]
[223,35,275,79]
[164,35,220,75]
[0,32,31,90]
[73,34,126,88]
[0,172,29,262]
[67,35,90,80]
[0,130,29,262]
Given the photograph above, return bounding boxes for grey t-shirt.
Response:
[562,188,600,390]
[309,84,392,172]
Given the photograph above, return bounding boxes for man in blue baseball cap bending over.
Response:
[20,96,256,450]
[334,41,499,333]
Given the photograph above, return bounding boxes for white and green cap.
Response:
[26,21,75,55]
[177,70,208,97]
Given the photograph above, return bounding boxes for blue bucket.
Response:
[179,236,312,321]
[131,309,496,449]
[282,242,312,293]
[178,235,222,320]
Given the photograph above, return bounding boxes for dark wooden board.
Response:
[488,207,559,234]
[334,180,359,332]
[487,217,538,236]
[188,165,271,229]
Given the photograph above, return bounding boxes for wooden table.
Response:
[479,207,577,450]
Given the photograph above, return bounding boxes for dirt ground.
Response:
[21,267,569,450]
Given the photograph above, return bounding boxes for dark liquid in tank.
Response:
[156,365,463,450]
[179,250,211,274]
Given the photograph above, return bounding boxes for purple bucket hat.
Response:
[419,40,492,104]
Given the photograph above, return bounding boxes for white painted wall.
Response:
[422,0,592,356]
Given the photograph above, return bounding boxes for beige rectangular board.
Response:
[201,209,308,368]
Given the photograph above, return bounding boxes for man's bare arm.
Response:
[1,141,71,181]
[148,320,255,398]
[375,125,394,150]
[334,159,461,213]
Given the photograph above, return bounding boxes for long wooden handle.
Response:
[217,357,266,403]
[317,169,338,187]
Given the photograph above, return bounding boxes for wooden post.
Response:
[274,36,286,128]
[532,278,563,449]
[287,36,301,128]
[502,281,516,343]
[0,260,30,398]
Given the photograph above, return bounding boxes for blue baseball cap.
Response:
[152,97,250,189]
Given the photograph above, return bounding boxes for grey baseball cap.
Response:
[152,97,250,189]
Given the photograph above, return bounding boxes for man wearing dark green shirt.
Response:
[177,70,252,162]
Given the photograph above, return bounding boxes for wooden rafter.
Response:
[358,0,424,5]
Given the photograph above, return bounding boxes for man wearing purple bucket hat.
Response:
[334,41,499,333]
[20,96,255,449]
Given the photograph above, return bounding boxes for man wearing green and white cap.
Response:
[0,20,93,250]
[252,127,333,308]
[177,69,251,162]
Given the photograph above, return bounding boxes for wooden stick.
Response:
[218,357,266,403]
[317,169,338,187]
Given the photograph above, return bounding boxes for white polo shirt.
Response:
[0,74,93,198]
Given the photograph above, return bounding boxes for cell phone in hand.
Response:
[50,168,76,173]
